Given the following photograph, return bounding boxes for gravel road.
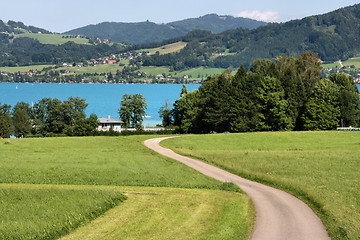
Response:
[144,136,331,240]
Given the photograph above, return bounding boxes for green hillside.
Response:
[14,33,91,45]
[65,14,266,44]
[137,3,360,69]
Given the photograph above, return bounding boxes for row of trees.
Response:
[0,97,98,138]
[163,52,360,133]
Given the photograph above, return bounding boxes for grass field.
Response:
[322,57,360,69]
[0,65,53,73]
[61,187,253,240]
[14,33,91,45]
[0,136,254,239]
[147,42,187,55]
[161,132,360,240]
[0,184,126,240]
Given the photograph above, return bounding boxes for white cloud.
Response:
[235,10,281,22]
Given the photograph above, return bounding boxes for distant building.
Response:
[97,116,123,132]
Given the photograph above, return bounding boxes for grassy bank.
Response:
[161,131,360,240]
[0,136,254,239]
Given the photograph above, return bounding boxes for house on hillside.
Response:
[97,116,123,132]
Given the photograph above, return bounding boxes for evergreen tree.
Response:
[0,103,13,138]
[330,73,360,127]
[301,79,340,130]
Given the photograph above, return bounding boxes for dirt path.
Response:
[144,137,331,240]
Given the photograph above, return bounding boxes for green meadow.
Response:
[14,33,91,45]
[0,136,254,239]
[322,56,360,69]
[161,131,360,240]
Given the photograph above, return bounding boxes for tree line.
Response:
[162,52,360,133]
[0,97,98,138]
[0,94,152,138]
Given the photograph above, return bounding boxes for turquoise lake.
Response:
[1,83,359,126]
[0,83,200,126]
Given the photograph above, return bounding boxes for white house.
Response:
[97,116,123,132]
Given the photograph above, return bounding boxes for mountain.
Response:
[168,14,266,33]
[138,4,360,69]
[64,14,266,44]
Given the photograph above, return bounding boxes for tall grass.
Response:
[0,136,223,189]
[162,131,360,240]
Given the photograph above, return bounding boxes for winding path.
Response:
[144,137,331,240]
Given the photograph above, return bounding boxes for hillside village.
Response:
[0,50,204,84]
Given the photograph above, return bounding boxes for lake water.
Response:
[1,83,359,126]
[0,83,200,126]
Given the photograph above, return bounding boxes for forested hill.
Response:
[0,20,125,67]
[65,14,266,44]
[138,3,360,69]
[0,20,51,34]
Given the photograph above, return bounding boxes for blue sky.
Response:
[1,0,359,32]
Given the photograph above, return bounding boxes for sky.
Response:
[1,0,359,33]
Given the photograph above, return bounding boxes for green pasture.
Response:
[162,131,360,240]
[176,67,227,79]
[322,57,360,69]
[0,136,254,239]
[14,33,91,45]
[148,42,187,55]
[0,136,224,188]
[0,65,53,73]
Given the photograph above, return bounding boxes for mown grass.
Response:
[161,131,360,240]
[0,136,254,239]
[0,184,126,240]
[61,187,254,240]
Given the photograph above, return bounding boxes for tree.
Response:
[330,73,360,127]
[71,113,99,136]
[301,79,340,130]
[12,102,32,138]
[118,94,147,130]
[158,100,173,127]
[61,97,88,126]
[118,94,132,128]
[172,89,198,133]
[32,98,64,135]
[0,103,13,138]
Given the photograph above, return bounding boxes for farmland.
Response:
[0,136,254,239]
[161,131,360,240]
